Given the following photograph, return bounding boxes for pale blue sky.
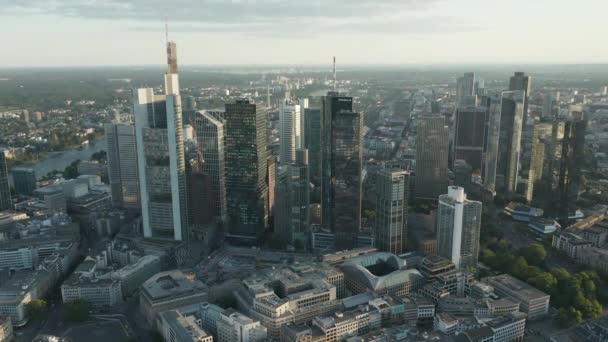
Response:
[1,0,606,66]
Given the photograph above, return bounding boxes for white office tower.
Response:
[134,40,188,241]
[105,122,140,211]
[279,97,302,164]
[437,186,482,269]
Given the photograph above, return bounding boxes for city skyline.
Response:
[2,0,608,67]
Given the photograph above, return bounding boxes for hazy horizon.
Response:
[2,0,607,67]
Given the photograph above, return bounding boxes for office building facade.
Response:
[0,154,11,211]
[453,106,487,172]
[415,116,449,200]
[304,107,322,187]
[375,170,409,255]
[321,93,363,249]
[195,110,227,223]
[134,41,188,241]
[105,122,140,211]
[224,99,269,238]
[11,167,36,196]
[496,91,525,195]
[437,186,482,269]
[279,98,302,165]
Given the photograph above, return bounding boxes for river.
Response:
[31,139,107,180]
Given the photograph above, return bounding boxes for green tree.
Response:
[528,272,557,294]
[63,160,80,179]
[64,299,91,322]
[558,307,583,327]
[25,299,48,321]
[520,244,547,265]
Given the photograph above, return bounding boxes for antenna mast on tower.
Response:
[333,56,337,92]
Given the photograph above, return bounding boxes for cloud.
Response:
[0,0,480,36]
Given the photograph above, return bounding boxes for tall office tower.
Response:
[279,98,302,164]
[375,169,409,255]
[304,107,322,187]
[509,72,532,119]
[437,186,482,269]
[542,91,554,118]
[415,116,449,200]
[557,116,586,221]
[496,91,525,196]
[11,167,36,195]
[224,99,269,239]
[456,72,476,105]
[481,94,502,191]
[321,92,363,249]
[0,153,11,211]
[105,122,140,210]
[526,123,552,202]
[453,106,487,172]
[182,96,197,123]
[134,40,188,241]
[267,156,277,227]
[195,110,227,223]
[275,149,310,245]
[453,159,473,194]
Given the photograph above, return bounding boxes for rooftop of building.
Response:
[484,274,550,301]
[141,270,207,301]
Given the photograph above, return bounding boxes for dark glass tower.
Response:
[11,167,36,196]
[224,99,269,239]
[0,153,11,211]
[415,116,449,200]
[453,106,487,172]
[496,91,525,195]
[304,107,322,187]
[558,117,586,222]
[321,93,363,249]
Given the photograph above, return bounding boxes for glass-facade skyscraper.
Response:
[0,153,11,211]
[415,116,449,200]
[224,99,269,239]
[375,169,409,255]
[105,122,140,211]
[321,92,363,249]
[304,107,322,187]
[496,90,525,195]
[11,167,36,196]
[453,106,487,172]
[437,186,482,269]
[134,41,188,241]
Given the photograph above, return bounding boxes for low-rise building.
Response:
[434,312,459,334]
[158,309,213,342]
[483,274,550,320]
[217,308,268,342]
[140,270,208,325]
[418,256,456,282]
[552,232,592,258]
[60,258,123,306]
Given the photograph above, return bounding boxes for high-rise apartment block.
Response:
[437,186,482,269]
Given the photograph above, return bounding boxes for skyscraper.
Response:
[11,167,36,195]
[481,94,502,191]
[0,153,11,211]
[275,149,310,246]
[134,40,188,241]
[304,107,322,187]
[509,72,532,119]
[224,99,268,239]
[415,116,449,200]
[453,106,487,172]
[375,169,409,255]
[437,186,482,269]
[279,98,302,165]
[496,91,525,195]
[321,92,363,249]
[542,91,554,118]
[105,122,140,211]
[195,110,227,223]
[526,123,552,202]
[557,114,586,221]
[456,72,476,105]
